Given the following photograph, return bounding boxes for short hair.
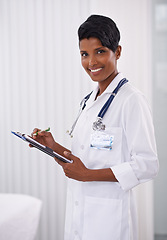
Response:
[78,15,120,52]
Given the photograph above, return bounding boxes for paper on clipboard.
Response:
[11,131,72,163]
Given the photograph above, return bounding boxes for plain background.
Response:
[0,0,166,239]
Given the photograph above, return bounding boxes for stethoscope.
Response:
[68,78,128,137]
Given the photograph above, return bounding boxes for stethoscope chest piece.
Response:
[92,117,105,131]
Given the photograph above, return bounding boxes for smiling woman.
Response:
[30,14,159,240]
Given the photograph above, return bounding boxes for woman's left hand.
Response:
[55,151,89,182]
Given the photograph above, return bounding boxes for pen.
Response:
[33,127,50,136]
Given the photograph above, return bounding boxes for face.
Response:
[80,37,121,90]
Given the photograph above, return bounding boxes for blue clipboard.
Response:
[11,131,72,163]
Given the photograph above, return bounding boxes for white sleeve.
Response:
[111,92,159,191]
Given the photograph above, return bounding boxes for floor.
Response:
[155,235,167,240]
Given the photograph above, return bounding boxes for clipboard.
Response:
[11,131,72,163]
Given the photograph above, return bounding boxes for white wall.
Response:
[0,0,155,239]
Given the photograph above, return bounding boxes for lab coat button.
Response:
[75,201,79,206]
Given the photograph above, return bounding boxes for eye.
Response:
[81,52,88,57]
[97,49,105,54]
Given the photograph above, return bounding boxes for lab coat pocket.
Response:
[88,127,122,168]
[83,196,122,240]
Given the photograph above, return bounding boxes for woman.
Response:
[32,15,159,240]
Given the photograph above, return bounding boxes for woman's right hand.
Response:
[30,128,56,150]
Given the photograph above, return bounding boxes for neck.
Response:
[97,72,119,97]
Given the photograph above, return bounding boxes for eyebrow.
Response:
[80,47,105,52]
[95,47,105,50]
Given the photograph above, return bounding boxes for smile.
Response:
[89,68,102,73]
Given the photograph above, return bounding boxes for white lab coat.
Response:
[64,73,159,240]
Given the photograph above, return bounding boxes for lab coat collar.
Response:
[92,72,125,98]
[85,73,125,110]
[98,72,125,95]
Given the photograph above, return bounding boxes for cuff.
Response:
[111,162,139,191]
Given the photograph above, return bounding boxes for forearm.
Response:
[84,168,118,182]
[56,151,118,182]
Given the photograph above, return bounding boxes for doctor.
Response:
[32,15,159,240]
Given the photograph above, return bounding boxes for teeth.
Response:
[90,68,102,73]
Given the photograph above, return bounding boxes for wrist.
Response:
[83,168,93,182]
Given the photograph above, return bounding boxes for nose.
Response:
[89,55,97,67]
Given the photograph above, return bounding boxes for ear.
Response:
[115,45,122,60]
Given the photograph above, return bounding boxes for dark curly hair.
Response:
[78,15,120,53]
